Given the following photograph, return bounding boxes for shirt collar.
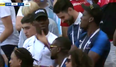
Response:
[45,31,50,38]
[74,12,82,25]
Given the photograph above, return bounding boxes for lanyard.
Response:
[79,28,100,52]
[60,58,67,67]
[72,25,81,45]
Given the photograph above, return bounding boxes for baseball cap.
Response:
[32,8,48,20]
[81,4,102,18]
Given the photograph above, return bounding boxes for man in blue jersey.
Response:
[76,4,110,67]
[53,0,84,45]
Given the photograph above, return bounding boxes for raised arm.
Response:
[16,7,23,31]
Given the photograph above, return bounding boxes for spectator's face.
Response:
[65,55,72,67]
[57,12,74,25]
[80,10,92,30]
[22,23,36,38]
[9,52,22,67]
[50,40,59,59]
[33,16,49,34]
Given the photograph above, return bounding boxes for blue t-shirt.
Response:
[76,30,110,67]
[5,64,8,67]
[67,24,80,45]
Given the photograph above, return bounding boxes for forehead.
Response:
[22,23,32,27]
[36,16,48,21]
[51,40,57,45]
[83,10,91,16]
[57,12,68,17]
[11,52,16,58]
[22,23,32,25]
[33,20,44,23]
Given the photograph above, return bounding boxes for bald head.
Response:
[52,37,72,51]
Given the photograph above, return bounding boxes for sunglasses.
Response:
[50,45,57,48]
[66,58,71,63]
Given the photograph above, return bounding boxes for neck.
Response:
[73,10,79,22]
[56,53,68,66]
[87,23,99,37]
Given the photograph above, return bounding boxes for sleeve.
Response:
[97,0,101,6]
[17,6,24,17]
[0,49,4,55]
[90,36,110,56]
[97,0,109,7]
[0,6,11,18]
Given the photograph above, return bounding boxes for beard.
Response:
[64,16,74,26]
[51,55,56,60]
[36,27,48,35]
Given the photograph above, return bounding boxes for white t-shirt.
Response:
[23,32,57,66]
[0,0,19,46]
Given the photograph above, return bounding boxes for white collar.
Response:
[56,58,67,67]
[45,31,50,38]
[74,12,82,25]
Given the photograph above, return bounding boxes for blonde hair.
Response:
[22,1,40,16]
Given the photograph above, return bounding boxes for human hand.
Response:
[37,30,49,46]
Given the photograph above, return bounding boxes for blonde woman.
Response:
[22,1,39,16]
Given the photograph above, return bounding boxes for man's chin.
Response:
[51,56,56,60]
[26,35,31,38]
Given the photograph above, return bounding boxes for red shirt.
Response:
[97,0,109,7]
[61,0,90,27]
[109,0,116,3]
[98,0,116,7]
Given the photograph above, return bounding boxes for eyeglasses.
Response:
[66,58,71,63]
[50,45,57,49]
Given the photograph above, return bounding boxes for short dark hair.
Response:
[82,4,103,26]
[0,54,5,67]
[14,48,34,67]
[53,0,74,13]
[21,14,34,24]
[54,37,72,51]
[69,46,93,67]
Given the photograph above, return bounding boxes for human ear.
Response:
[89,17,94,22]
